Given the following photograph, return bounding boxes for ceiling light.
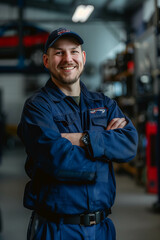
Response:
[72,5,94,23]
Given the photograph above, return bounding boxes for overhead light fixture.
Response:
[72,5,94,23]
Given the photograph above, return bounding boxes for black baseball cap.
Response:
[44,28,84,53]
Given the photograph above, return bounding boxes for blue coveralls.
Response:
[17,79,138,240]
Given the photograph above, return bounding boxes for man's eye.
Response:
[72,51,79,54]
[56,52,63,55]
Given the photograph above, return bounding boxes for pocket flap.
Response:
[91,117,107,127]
[54,113,77,125]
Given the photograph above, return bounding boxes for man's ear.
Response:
[82,51,86,65]
[43,54,49,68]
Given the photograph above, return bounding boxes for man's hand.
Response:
[61,133,85,147]
[106,118,127,130]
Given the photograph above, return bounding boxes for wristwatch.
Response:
[81,133,90,146]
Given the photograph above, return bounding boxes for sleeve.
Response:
[17,97,96,182]
[86,99,138,163]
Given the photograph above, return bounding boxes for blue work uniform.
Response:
[17,79,138,240]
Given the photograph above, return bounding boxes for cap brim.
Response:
[48,32,84,49]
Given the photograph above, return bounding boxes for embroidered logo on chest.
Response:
[90,107,108,114]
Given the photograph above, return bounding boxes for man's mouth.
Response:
[61,66,76,70]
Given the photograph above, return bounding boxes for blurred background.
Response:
[0,0,160,239]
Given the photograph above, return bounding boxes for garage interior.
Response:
[0,0,160,239]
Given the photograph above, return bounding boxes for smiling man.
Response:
[44,36,86,87]
[17,28,138,240]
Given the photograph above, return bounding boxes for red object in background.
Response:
[0,22,49,66]
[0,32,49,48]
[127,60,134,73]
[146,122,158,194]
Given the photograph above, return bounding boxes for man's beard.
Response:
[50,68,84,85]
[51,73,78,85]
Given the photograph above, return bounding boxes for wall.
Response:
[0,74,24,125]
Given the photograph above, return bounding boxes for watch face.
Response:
[82,134,89,146]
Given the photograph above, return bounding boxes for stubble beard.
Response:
[50,67,84,86]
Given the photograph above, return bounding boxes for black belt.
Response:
[36,208,111,226]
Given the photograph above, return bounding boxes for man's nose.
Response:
[63,52,72,62]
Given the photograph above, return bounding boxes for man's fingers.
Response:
[106,118,127,130]
[109,118,125,130]
[116,120,127,129]
[106,118,118,130]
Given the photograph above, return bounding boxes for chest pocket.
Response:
[53,112,80,133]
[90,116,107,130]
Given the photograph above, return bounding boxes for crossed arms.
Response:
[61,118,127,147]
[18,94,138,181]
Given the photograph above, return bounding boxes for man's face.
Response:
[43,36,86,86]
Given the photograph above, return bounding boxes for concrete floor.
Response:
[0,147,160,240]
[112,176,160,240]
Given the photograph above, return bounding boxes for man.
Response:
[17,28,138,240]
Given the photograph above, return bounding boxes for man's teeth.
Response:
[62,67,75,70]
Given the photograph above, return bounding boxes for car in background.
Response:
[0,22,49,67]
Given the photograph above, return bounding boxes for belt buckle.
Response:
[80,213,96,226]
[89,213,96,225]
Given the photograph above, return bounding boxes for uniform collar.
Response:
[45,78,67,102]
[80,81,104,101]
[45,78,103,102]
